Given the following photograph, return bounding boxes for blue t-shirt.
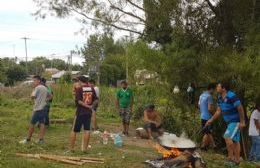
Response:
[199,91,213,120]
[218,91,241,123]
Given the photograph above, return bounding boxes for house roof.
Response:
[52,71,81,79]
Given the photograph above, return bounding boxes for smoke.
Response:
[159,132,196,148]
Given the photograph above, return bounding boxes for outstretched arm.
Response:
[206,107,221,126]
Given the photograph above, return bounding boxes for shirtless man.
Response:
[144,104,163,139]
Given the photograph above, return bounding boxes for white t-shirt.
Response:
[249,109,260,136]
[94,86,100,98]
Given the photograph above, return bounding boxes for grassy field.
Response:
[0,86,258,168]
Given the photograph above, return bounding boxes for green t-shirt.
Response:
[117,88,133,108]
[46,86,53,106]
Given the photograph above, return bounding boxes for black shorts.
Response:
[144,123,162,132]
[201,119,213,134]
[73,115,91,132]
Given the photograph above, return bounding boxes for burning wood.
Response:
[145,143,206,168]
[154,144,181,158]
[16,153,104,165]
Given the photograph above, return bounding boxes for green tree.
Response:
[5,65,27,86]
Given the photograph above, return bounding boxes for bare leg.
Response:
[125,124,129,135]
[27,124,35,140]
[70,132,77,151]
[233,142,241,163]
[146,128,153,139]
[91,112,97,130]
[81,131,90,152]
[202,134,210,148]
[122,123,126,134]
[209,134,216,148]
[39,123,45,140]
[225,138,235,161]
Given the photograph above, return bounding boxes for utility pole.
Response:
[21,37,30,74]
[69,51,72,74]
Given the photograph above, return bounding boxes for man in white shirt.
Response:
[249,102,260,161]
[20,75,49,144]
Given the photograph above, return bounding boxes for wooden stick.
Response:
[17,153,83,166]
[40,154,81,161]
[81,160,104,164]
[39,154,84,166]
[78,156,105,161]
[41,154,105,162]
[16,153,40,159]
[16,153,105,164]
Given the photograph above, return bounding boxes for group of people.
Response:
[20,76,259,165]
[198,82,260,165]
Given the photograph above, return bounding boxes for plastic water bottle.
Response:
[114,134,123,147]
[103,131,109,145]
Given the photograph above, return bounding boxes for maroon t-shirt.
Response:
[75,84,97,116]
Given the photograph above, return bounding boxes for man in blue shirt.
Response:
[198,83,216,150]
[206,82,245,165]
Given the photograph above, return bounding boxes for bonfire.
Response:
[145,133,206,168]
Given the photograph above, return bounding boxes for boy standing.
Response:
[20,75,48,144]
[249,101,260,161]
[70,76,97,152]
[41,78,53,126]
[116,81,134,136]
[198,83,216,150]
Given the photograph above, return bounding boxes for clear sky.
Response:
[0,0,89,64]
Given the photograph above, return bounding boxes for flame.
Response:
[154,144,181,158]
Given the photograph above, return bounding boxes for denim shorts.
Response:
[31,109,46,125]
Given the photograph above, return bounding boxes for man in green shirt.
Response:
[116,81,134,136]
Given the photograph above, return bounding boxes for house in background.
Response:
[134,69,159,85]
[45,68,60,75]
[51,70,81,83]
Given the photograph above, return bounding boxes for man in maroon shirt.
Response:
[70,76,98,152]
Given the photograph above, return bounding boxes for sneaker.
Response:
[37,139,44,145]
[19,139,30,144]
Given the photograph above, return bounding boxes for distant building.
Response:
[134,69,159,85]
[51,70,81,82]
[45,68,59,75]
